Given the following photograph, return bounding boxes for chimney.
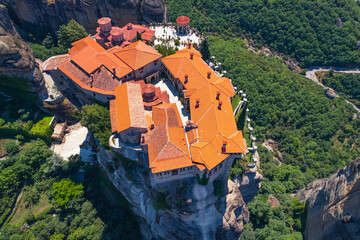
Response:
[216,91,220,100]
[218,101,223,110]
[187,42,191,49]
[150,122,155,130]
[190,52,194,60]
[195,98,200,108]
[222,141,227,153]
[184,74,188,83]
[207,71,211,79]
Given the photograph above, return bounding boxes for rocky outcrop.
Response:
[293,158,360,240]
[97,147,249,240]
[0,4,43,88]
[2,0,165,33]
[235,166,263,203]
[266,195,280,208]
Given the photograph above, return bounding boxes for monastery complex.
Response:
[41,17,246,185]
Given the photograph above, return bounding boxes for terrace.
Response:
[153,79,189,125]
[151,25,202,50]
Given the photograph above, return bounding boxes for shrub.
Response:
[196,172,209,185]
[4,140,19,155]
[213,180,224,196]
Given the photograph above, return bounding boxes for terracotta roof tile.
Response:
[112,82,147,132]
[113,41,161,69]
[41,54,69,71]
[162,46,246,170]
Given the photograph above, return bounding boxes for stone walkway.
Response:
[151,26,201,50]
[154,79,189,124]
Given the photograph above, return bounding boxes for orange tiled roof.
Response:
[57,37,161,96]
[110,82,147,133]
[121,23,155,42]
[41,54,70,71]
[112,41,161,70]
[142,103,194,173]
[161,45,246,171]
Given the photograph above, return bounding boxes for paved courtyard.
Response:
[151,25,202,50]
[52,124,96,162]
[154,79,189,125]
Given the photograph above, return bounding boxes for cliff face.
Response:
[235,166,263,203]
[2,0,165,33]
[97,147,249,240]
[294,158,360,240]
[0,4,43,86]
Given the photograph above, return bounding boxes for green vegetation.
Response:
[80,104,112,149]
[213,180,224,197]
[196,172,209,185]
[4,140,19,155]
[167,0,360,67]
[155,43,177,57]
[30,115,53,135]
[199,38,210,61]
[319,71,360,107]
[52,179,84,208]
[206,37,359,238]
[153,192,170,210]
[27,20,87,61]
[0,140,140,239]
[210,37,359,179]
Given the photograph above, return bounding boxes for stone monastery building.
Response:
[41,20,246,185]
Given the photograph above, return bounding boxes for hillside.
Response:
[317,71,360,107]
[208,37,359,238]
[167,0,360,67]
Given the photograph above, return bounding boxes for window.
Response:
[164,171,170,177]
[139,67,144,73]
[188,166,193,171]
[172,170,178,176]
[219,163,223,169]
[214,167,217,173]
[180,168,186,174]
[156,173,162,178]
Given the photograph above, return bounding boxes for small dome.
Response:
[176,16,190,24]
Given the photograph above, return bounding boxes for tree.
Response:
[57,20,88,49]
[136,31,143,41]
[52,179,84,208]
[4,140,19,155]
[23,186,40,207]
[18,140,52,171]
[199,38,210,61]
[44,153,66,176]
[80,104,111,148]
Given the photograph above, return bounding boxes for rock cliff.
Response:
[97,147,249,240]
[0,4,43,88]
[293,158,360,240]
[235,166,263,203]
[2,0,165,33]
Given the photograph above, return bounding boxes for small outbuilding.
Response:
[51,121,68,143]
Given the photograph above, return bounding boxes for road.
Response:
[305,67,360,113]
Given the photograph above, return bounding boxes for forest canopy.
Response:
[167,0,360,67]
